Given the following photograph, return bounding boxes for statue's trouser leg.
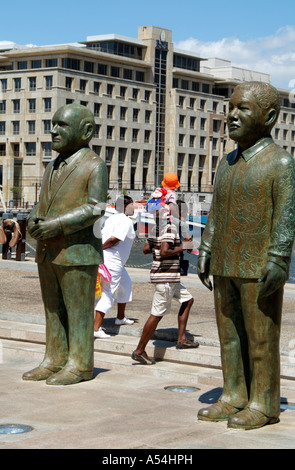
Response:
[38,259,68,370]
[38,259,97,374]
[214,276,282,418]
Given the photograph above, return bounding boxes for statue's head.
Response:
[227,81,280,150]
[51,104,95,157]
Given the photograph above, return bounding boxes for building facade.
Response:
[0,25,294,206]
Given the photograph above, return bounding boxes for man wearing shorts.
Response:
[131,204,197,365]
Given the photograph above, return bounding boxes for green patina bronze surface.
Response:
[197,82,295,429]
[22,104,107,385]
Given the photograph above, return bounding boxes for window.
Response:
[26,142,36,156]
[14,78,21,92]
[44,98,51,112]
[200,118,206,130]
[190,116,196,129]
[94,124,100,138]
[179,115,185,128]
[213,101,218,112]
[45,76,53,90]
[97,63,107,75]
[65,76,73,90]
[13,121,20,135]
[0,79,7,93]
[181,79,189,90]
[145,110,151,123]
[200,136,206,148]
[202,83,210,94]
[132,88,139,100]
[13,99,21,113]
[120,127,126,140]
[179,96,185,107]
[43,120,51,134]
[31,60,42,69]
[0,144,6,156]
[189,98,195,109]
[28,99,36,113]
[94,103,100,117]
[144,90,151,102]
[84,61,94,73]
[28,120,35,135]
[107,105,114,118]
[189,135,195,148]
[107,84,114,96]
[133,109,139,122]
[123,69,133,80]
[136,71,144,82]
[213,120,221,132]
[111,66,120,77]
[62,58,80,70]
[45,58,58,67]
[29,77,36,91]
[192,81,199,92]
[93,81,100,94]
[80,79,87,92]
[144,130,151,143]
[107,126,113,139]
[178,134,184,146]
[132,128,139,142]
[0,100,6,114]
[120,106,127,120]
[120,86,127,98]
[200,99,206,111]
[43,142,52,156]
[0,122,5,135]
[17,61,27,70]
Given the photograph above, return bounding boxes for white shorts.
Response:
[151,282,193,317]
[95,262,132,315]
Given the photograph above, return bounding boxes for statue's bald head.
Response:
[51,104,95,157]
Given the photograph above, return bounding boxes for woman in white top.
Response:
[94,195,136,338]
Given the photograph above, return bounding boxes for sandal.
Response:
[131,350,154,365]
[176,339,199,349]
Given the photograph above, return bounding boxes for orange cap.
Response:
[161,173,180,190]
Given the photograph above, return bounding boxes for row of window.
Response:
[8,58,147,82]
[0,76,53,92]
[0,97,52,114]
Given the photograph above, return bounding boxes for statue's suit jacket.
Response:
[200,137,295,278]
[28,146,107,266]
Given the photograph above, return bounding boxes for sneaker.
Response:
[115,317,134,325]
[94,328,111,338]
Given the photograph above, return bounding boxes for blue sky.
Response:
[1,0,295,89]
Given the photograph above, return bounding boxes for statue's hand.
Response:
[197,251,213,291]
[258,261,287,298]
[29,217,61,240]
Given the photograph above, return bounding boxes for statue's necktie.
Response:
[51,159,66,190]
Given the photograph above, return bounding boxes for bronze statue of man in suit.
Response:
[23,104,107,385]
[197,81,295,429]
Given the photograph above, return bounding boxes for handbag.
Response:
[180,258,189,276]
[98,263,112,283]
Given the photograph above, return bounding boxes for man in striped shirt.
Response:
[131,206,198,365]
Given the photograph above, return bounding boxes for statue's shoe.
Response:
[228,407,279,430]
[22,364,62,381]
[198,400,241,422]
[46,367,93,386]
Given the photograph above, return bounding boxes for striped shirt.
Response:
[148,222,181,283]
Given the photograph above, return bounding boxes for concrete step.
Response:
[1,319,295,383]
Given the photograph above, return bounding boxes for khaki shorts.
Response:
[151,282,193,317]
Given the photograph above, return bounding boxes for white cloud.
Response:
[175,26,295,91]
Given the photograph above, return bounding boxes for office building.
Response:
[0,25,294,205]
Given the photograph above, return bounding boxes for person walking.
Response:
[94,195,136,338]
[131,202,198,365]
